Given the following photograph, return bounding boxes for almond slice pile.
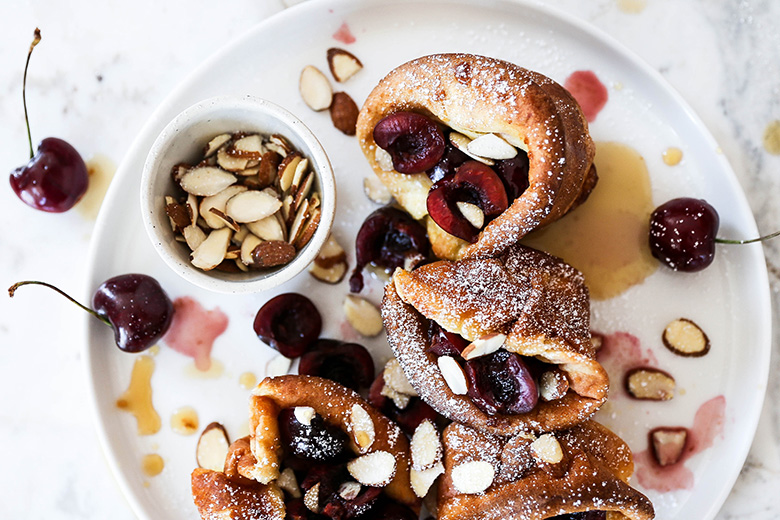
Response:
[165,132,321,272]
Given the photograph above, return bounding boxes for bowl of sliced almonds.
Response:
[141,95,336,293]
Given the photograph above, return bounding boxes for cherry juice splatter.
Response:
[634,395,726,492]
[163,296,229,371]
[565,70,608,122]
[595,331,658,399]
[333,22,356,44]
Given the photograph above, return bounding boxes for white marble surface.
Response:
[0,0,778,518]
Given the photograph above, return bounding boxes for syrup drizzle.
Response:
[116,355,161,435]
[141,453,164,477]
[634,395,726,492]
[77,154,116,220]
[171,406,199,435]
[163,296,229,371]
[564,70,608,122]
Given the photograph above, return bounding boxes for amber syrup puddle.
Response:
[239,371,257,390]
[116,355,161,435]
[171,406,199,435]
[141,453,164,477]
[522,142,658,300]
[663,147,683,166]
[77,154,116,220]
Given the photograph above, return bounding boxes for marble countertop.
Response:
[0,0,778,518]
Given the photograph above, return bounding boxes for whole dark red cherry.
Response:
[426,321,468,357]
[426,160,509,242]
[373,112,445,174]
[279,408,350,462]
[427,137,470,183]
[9,29,88,213]
[8,274,174,353]
[253,293,322,358]
[349,206,430,293]
[298,340,375,391]
[649,198,719,272]
[464,350,539,415]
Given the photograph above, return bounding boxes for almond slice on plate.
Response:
[347,451,396,487]
[383,358,417,396]
[363,176,392,204]
[225,190,282,223]
[461,333,506,360]
[650,427,689,466]
[625,367,675,401]
[180,166,237,196]
[663,318,710,357]
[196,422,230,472]
[348,404,375,452]
[410,462,444,498]
[330,92,359,136]
[327,48,363,82]
[451,460,494,494]
[300,65,333,111]
[343,295,384,337]
[410,420,441,471]
[191,227,232,270]
[438,356,468,395]
[309,261,347,284]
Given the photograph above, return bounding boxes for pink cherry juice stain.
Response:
[564,70,608,122]
[333,22,356,44]
[596,331,658,397]
[634,395,726,492]
[163,296,229,371]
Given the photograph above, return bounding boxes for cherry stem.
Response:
[8,280,112,327]
[716,229,780,245]
[23,28,41,160]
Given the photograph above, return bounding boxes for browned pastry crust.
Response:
[382,244,608,435]
[438,421,654,520]
[191,467,285,520]
[356,53,597,260]
[248,375,420,511]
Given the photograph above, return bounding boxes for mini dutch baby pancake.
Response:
[438,421,655,520]
[191,375,421,519]
[381,244,609,436]
[356,53,597,260]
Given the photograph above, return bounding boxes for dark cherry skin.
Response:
[426,320,469,357]
[8,274,173,353]
[10,29,88,213]
[253,293,322,358]
[298,340,375,391]
[349,206,430,293]
[649,198,719,272]
[464,350,539,415]
[367,496,419,520]
[278,408,350,463]
[426,160,509,242]
[368,375,439,436]
[373,111,446,174]
[322,486,382,519]
[495,151,530,200]
[549,512,607,520]
[426,137,470,183]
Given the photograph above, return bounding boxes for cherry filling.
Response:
[254,293,322,358]
[298,339,375,392]
[547,512,607,520]
[464,350,539,415]
[368,374,440,436]
[349,206,430,293]
[278,408,418,520]
[426,138,470,183]
[426,321,468,357]
[373,112,446,174]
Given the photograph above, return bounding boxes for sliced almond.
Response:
[410,463,444,498]
[269,134,293,156]
[251,240,296,268]
[171,163,189,183]
[203,133,231,158]
[234,258,249,272]
[313,235,346,266]
[461,333,506,361]
[183,224,207,251]
[374,147,394,172]
[663,318,710,357]
[200,185,248,229]
[625,367,676,401]
[292,172,314,213]
[247,215,285,242]
[231,134,265,158]
[363,176,393,204]
[196,422,230,472]
[539,370,569,402]
[277,467,302,498]
[232,225,250,245]
[180,166,237,196]
[217,146,249,172]
[191,227,232,270]
[348,404,376,452]
[287,199,310,245]
[304,482,320,513]
[531,434,564,465]
[451,461,494,494]
[240,234,263,265]
[449,132,494,166]
[293,406,316,426]
[225,190,282,223]
[347,451,396,487]
[455,201,485,230]
[294,207,321,250]
[411,420,441,471]
[255,150,282,189]
[338,481,362,501]
[237,166,260,177]
[225,244,240,260]
[208,208,241,232]
[290,158,309,196]
[309,260,347,284]
[266,354,292,377]
[165,200,190,232]
[383,358,417,396]
[299,65,333,111]
[467,133,518,160]
[380,382,411,410]
[650,427,689,466]
[437,356,468,395]
[186,193,199,225]
[278,153,302,194]
[327,48,363,82]
[330,92,359,136]
[343,295,384,337]
[590,332,604,352]
[281,193,294,223]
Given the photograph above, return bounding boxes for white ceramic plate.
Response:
[84,1,771,519]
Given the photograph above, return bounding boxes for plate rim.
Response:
[82,1,773,519]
